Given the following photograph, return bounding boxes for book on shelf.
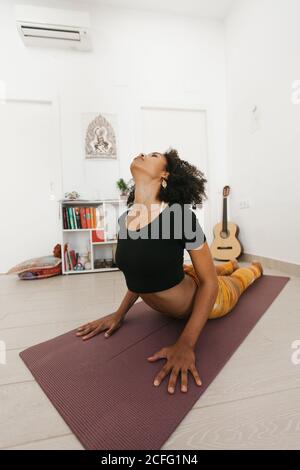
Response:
[64,243,73,271]
[63,206,102,230]
[74,208,81,229]
[80,207,86,228]
[69,249,77,267]
[86,207,91,229]
[63,243,83,272]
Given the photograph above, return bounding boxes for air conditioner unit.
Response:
[15,5,91,51]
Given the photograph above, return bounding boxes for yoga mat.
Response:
[20,274,289,450]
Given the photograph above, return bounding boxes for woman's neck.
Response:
[133,180,161,209]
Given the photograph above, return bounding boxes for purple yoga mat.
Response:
[20,274,289,450]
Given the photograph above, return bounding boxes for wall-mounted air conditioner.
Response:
[15,5,91,51]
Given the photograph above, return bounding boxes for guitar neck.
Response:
[222,198,228,232]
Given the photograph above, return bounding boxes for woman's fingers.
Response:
[77,321,106,337]
[82,326,102,340]
[76,316,124,341]
[76,325,92,337]
[189,365,202,386]
[104,327,115,338]
[76,322,90,333]
[82,321,110,340]
[167,368,180,394]
[181,369,188,392]
[153,363,171,387]
[104,325,116,337]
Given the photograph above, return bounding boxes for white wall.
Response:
[0,0,227,271]
[225,0,300,264]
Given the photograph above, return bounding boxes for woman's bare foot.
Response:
[230,259,239,271]
[251,260,263,276]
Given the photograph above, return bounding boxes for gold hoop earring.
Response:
[161,179,167,189]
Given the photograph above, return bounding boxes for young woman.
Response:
[76,149,263,395]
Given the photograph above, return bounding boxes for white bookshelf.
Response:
[59,198,127,275]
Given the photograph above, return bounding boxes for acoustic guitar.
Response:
[210,185,243,261]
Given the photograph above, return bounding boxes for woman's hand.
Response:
[76,312,124,340]
[147,340,202,394]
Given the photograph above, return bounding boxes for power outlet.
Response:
[239,200,250,209]
[250,105,260,133]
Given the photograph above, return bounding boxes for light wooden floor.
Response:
[0,261,299,450]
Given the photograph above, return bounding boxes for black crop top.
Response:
[115,203,206,294]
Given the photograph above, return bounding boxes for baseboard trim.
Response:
[238,252,299,277]
[187,252,300,277]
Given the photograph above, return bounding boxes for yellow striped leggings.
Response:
[183,260,263,319]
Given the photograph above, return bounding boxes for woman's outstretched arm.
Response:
[177,242,218,348]
[147,242,218,394]
[115,289,140,319]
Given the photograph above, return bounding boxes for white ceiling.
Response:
[84,0,236,20]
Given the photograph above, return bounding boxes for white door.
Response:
[141,106,208,261]
[0,98,62,273]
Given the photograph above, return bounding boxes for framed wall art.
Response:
[83,112,118,160]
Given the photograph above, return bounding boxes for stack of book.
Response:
[64,243,87,271]
[64,243,78,271]
[63,206,104,230]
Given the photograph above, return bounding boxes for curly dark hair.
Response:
[126,148,208,209]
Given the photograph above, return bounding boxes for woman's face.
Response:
[130,152,168,180]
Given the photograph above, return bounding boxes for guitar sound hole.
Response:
[220,230,229,239]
